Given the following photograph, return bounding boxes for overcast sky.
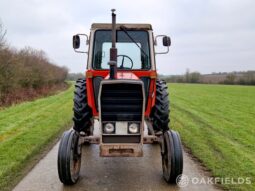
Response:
[0,0,255,74]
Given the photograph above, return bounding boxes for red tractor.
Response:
[58,10,183,185]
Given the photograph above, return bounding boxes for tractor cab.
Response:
[91,24,152,70]
[58,9,183,186]
[73,22,170,118]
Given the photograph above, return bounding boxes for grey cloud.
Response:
[0,0,254,74]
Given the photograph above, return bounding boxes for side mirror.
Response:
[72,34,89,53]
[163,36,171,47]
[155,35,171,54]
[73,35,80,49]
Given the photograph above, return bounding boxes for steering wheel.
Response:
[117,55,133,69]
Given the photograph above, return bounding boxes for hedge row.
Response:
[0,24,68,105]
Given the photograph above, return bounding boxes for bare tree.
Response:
[0,21,7,48]
[225,73,236,84]
[185,68,190,82]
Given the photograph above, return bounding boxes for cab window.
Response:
[92,30,151,70]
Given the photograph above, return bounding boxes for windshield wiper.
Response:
[119,25,149,58]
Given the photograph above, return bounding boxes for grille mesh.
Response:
[100,83,143,121]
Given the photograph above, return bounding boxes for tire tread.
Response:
[73,78,93,134]
[150,79,170,131]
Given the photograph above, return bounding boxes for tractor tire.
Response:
[58,129,82,185]
[73,78,93,135]
[150,79,170,132]
[161,130,183,184]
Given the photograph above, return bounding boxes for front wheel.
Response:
[161,130,183,183]
[58,129,82,185]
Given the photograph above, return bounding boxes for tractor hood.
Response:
[105,71,139,80]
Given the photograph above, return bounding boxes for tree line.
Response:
[0,23,68,106]
[160,69,255,85]
[66,73,85,81]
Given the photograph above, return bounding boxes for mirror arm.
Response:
[154,35,166,45]
[74,49,88,54]
[76,34,89,44]
[155,46,169,55]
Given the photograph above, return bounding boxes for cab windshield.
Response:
[92,30,151,70]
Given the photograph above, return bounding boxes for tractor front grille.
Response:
[100,82,144,121]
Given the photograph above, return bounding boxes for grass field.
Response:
[0,84,73,190]
[170,83,255,191]
[0,82,254,191]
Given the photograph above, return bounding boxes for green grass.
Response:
[0,84,74,190]
[169,83,255,191]
[0,82,254,191]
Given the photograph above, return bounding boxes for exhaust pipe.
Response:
[109,9,117,79]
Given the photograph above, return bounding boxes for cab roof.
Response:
[91,23,153,30]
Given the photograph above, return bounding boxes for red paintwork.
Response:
[86,69,157,117]
[105,71,139,80]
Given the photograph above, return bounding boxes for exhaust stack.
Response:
[109,9,117,79]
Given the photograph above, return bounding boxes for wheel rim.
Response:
[162,133,171,180]
[70,133,81,182]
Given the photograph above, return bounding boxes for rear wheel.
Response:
[150,79,170,132]
[161,130,183,183]
[73,78,93,135]
[58,130,82,185]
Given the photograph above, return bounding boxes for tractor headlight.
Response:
[103,122,115,134]
[128,123,140,134]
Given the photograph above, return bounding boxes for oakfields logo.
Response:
[176,174,252,187]
[176,174,189,187]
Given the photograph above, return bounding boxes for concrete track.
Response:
[13,123,221,191]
